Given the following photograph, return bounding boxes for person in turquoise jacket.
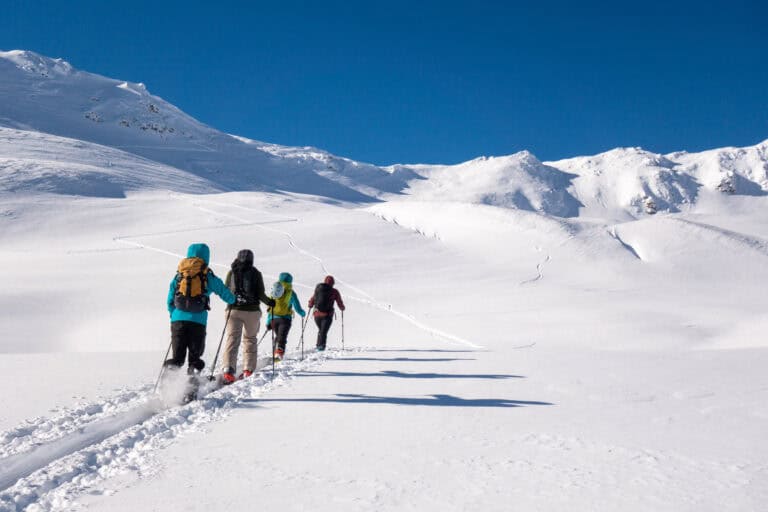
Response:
[266,272,306,360]
[166,243,235,373]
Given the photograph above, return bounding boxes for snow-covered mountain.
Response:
[0,50,406,201]
[551,143,768,220]
[388,152,583,217]
[2,49,767,221]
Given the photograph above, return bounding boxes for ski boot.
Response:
[183,365,203,403]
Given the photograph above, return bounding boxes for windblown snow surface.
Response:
[1,50,767,512]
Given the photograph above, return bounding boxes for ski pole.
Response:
[256,329,269,347]
[341,309,345,351]
[253,328,269,370]
[208,307,232,381]
[299,307,312,360]
[153,338,173,393]
[271,317,276,379]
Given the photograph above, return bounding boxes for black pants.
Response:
[315,315,333,349]
[272,317,292,352]
[166,321,207,372]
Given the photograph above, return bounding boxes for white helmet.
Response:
[270,281,285,299]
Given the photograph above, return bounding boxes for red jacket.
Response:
[308,287,345,317]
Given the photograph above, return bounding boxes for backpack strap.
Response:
[201,266,209,294]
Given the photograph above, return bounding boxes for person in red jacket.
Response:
[308,275,345,351]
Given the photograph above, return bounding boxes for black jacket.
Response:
[225,264,274,312]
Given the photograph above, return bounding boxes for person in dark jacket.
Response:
[308,275,345,351]
[221,249,275,383]
[166,243,235,374]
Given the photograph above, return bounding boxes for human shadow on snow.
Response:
[365,349,480,353]
[293,370,523,380]
[241,394,552,408]
[338,357,476,363]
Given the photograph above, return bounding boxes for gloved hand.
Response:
[299,310,306,318]
[235,294,247,306]
[267,298,276,308]
[340,305,345,311]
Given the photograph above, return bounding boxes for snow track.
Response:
[0,349,341,512]
[184,197,482,348]
[117,194,481,349]
[0,388,150,460]
[519,247,551,285]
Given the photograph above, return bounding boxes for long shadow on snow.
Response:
[294,370,523,380]
[365,349,480,353]
[242,394,551,408]
[340,357,476,363]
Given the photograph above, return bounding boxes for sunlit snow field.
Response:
[2,187,767,511]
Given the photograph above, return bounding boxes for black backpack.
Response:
[232,266,258,305]
[313,283,334,313]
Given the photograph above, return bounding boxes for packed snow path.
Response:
[0,349,340,511]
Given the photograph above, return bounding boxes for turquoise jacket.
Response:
[167,243,235,325]
[267,272,306,323]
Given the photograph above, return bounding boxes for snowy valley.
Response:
[1,50,767,511]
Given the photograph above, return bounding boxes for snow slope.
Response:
[1,50,768,511]
[0,127,220,197]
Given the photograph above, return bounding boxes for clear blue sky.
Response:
[2,0,767,165]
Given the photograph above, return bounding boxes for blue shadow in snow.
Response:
[244,394,552,408]
[339,357,476,363]
[367,349,479,353]
[295,370,523,380]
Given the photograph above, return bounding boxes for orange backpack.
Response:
[173,257,210,312]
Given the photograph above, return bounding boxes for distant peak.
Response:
[489,150,544,168]
[597,146,649,157]
[0,49,74,76]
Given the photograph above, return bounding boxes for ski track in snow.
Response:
[519,247,551,285]
[116,195,481,349]
[0,348,344,512]
[0,389,149,461]
[184,196,481,348]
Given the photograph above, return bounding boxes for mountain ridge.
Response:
[1,49,766,220]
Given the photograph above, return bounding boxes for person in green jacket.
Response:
[221,249,275,383]
[266,272,306,360]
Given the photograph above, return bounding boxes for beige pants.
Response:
[221,309,262,373]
